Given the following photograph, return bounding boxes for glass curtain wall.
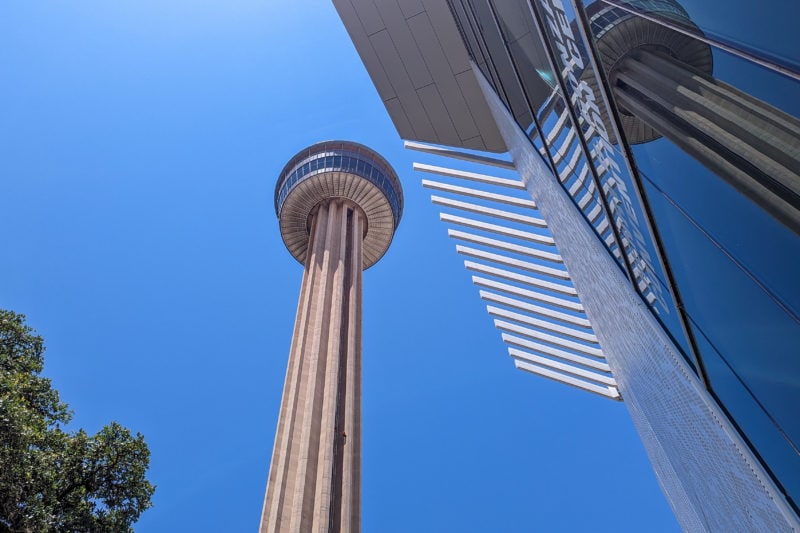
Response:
[577,0,800,511]
[449,0,696,357]
[447,0,800,513]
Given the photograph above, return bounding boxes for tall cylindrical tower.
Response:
[261,141,403,533]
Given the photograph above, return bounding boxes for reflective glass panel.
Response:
[533,0,693,354]
[690,321,800,506]
[642,169,800,510]
[595,0,800,72]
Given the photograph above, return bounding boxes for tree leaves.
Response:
[0,310,154,532]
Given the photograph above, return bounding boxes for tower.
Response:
[261,141,403,532]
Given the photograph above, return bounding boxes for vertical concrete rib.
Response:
[287,200,335,531]
[261,199,364,533]
[262,202,330,530]
[339,208,362,532]
[311,201,346,529]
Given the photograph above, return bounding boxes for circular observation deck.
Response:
[582,0,712,144]
[275,140,403,269]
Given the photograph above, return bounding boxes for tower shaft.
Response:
[612,49,800,233]
[262,198,363,533]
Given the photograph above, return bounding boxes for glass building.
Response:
[334,0,799,530]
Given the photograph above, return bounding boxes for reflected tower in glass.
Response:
[586,0,800,233]
[261,141,402,532]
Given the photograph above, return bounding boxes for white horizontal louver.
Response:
[408,140,621,401]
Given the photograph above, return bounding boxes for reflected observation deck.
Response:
[261,141,402,532]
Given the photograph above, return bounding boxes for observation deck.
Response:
[275,140,403,269]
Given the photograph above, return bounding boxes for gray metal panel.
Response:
[455,70,506,152]
[369,29,437,140]
[417,83,461,146]
[406,12,481,142]
[374,0,432,90]
[419,0,471,74]
[383,97,415,138]
[349,0,385,35]
[333,0,396,99]
[336,0,507,152]
[460,135,488,152]
[398,0,424,18]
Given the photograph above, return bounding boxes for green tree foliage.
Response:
[0,310,154,532]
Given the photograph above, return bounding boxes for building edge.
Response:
[472,64,800,532]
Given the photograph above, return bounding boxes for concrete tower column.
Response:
[262,141,402,533]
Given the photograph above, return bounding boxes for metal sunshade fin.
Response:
[409,140,621,401]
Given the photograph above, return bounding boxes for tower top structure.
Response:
[274,140,403,269]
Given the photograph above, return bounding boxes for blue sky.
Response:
[0,1,677,531]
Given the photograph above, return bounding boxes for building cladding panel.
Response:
[337,0,800,529]
[332,0,507,152]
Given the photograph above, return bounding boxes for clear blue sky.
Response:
[0,1,677,531]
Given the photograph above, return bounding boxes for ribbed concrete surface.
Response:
[261,198,363,533]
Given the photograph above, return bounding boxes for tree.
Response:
[0,310,154,532]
